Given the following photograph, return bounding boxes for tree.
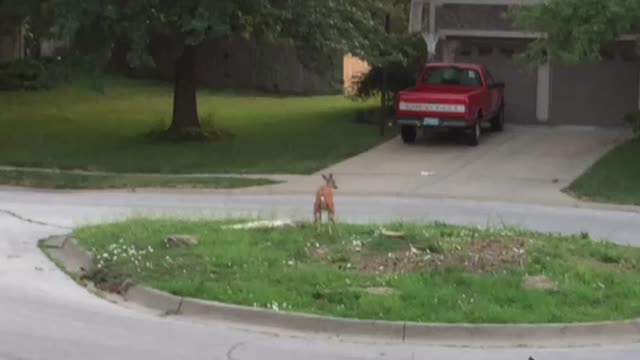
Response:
[350,0,427,108]
[513,0,640,64]
[0,0,54,52]
[44,0,398,138]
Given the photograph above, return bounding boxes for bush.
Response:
[0,59,49,91]
[625,111,640,138]
[351,62,422,112]
[42,57,73,86]
[0,57,72,91]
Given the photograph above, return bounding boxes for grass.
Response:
[568,139,640,206]
[0,168,277,190]
[0,76,394,175]
[73,219,640,324]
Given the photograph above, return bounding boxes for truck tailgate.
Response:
[397,88,479,117]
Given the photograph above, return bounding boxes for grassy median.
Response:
[0,168,277,190]
[73,219,640,324]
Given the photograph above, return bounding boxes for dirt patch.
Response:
[356,240,527,274]
[523,275,557,291]
[306,246,330,259]
[306,239,528,275]
[357,249,428,274]
[165,234,198,248]
[461,239,527,273]
[364,287,397,296]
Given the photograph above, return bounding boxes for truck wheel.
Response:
[466,121,480,146]
[401,125,417,144]
[490,105,505,132]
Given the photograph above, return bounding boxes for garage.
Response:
[550,45,640,126]
[422,0,640,126]
[452,38,538,124]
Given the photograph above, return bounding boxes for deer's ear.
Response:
[322,174,328,181]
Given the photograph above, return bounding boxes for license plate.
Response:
[423,118,440,126]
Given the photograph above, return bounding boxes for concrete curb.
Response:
[41,235,94,275]
[176,295,405,341]
[42,234,640,347]
[124,285,182,315]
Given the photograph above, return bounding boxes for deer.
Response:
[314,173,338,234]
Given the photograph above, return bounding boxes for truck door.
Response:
[484,69,502,116]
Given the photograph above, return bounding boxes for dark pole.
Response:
[380,13,391,137]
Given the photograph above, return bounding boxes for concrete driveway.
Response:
[258,125,629,206]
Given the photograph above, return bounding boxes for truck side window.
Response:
[485,70,496,87]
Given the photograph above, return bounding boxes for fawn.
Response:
[314,173,338,234]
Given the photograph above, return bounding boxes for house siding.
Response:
[435,4,516,32]
[550,59,640,126]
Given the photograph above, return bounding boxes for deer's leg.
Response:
[328,211,338,236]
[313,208,321,232]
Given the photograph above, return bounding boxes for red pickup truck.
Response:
[395,63,505,146]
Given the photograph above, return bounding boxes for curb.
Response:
[176,295,404,341]
[42,234,640,347]
[41,235,94,275]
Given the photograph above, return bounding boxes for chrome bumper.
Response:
[395,117,471,128]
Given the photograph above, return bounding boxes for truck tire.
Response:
[401,125,417,144]
[490,105,505,132]
[466,121,480,146]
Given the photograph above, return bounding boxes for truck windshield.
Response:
[423,67,482,87]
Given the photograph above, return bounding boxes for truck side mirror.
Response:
[491,81,506,89]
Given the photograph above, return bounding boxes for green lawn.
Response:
[72,219,640,324]
[0,168,277,189]
[0,76,393,175]
[568,140,640,206]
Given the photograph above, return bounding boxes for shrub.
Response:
[351,63,421,112]
[0,59,49,91]
[0,57,73,91]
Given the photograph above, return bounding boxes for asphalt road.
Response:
[2,189,640,360]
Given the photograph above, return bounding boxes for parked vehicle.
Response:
[394,63,505,146]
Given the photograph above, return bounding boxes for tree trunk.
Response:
[170,44,200,131]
